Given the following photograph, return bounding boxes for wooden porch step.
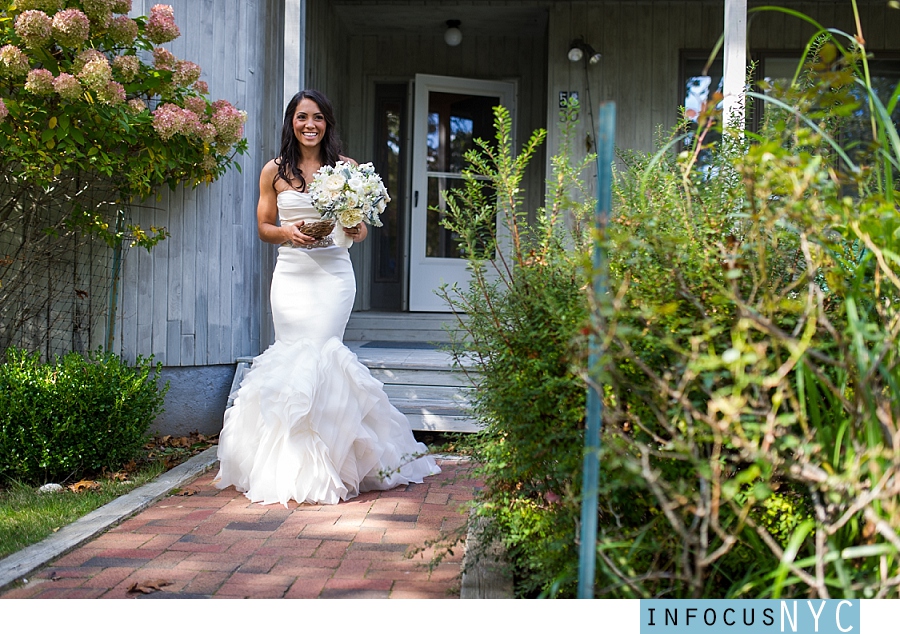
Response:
[227,342,482,433]
[348,342,482,433]
[344,311,467,344]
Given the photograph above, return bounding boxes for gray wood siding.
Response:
[115,0,284,366]
[547,1,900,176]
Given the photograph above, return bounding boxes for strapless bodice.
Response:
[277,190,321,225]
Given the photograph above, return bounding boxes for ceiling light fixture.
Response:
[444,20,462,46]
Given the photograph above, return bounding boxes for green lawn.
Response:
[0,435,216,560]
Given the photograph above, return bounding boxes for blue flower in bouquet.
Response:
[308,161,389,228]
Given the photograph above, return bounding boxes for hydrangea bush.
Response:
[0,0,248,247]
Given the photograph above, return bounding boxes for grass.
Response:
[0,433,216,560]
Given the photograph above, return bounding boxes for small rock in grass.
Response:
[38,483,64,493]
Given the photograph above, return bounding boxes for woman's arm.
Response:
[257,160,316,246]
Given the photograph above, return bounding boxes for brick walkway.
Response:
[1,457,476,599]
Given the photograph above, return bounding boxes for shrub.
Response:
[0,348,167,484]
[446,21,900,598]
[592,33,900,597]
[439,105,594,597]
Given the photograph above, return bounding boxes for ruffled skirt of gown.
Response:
[215,243,440,506]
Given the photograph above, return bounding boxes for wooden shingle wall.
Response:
[115,0,284,366]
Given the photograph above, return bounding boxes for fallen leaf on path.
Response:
[127,579,173,594]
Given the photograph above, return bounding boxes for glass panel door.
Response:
[409,75,515,312]
[370,83,407,311]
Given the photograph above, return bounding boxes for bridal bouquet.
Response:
[308,161,389,229]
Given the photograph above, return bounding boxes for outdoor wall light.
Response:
[567,38,602,64]
[444,20,462,46]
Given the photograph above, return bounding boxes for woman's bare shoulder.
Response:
[261,158,280,178]
[261,158,294,192]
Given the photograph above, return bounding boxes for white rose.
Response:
[339,208,364,226]
[324,173,345,192]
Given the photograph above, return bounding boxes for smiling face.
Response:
[292,98,326,150]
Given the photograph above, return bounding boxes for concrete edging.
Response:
[0,446,220,592]
[460,515,515,599]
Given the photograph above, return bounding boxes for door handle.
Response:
[414,190,419,207]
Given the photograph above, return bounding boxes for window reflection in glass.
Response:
[424,92,499,259]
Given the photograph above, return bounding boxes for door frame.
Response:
[408,74,516,312]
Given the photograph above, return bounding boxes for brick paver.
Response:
[0,458,477,599]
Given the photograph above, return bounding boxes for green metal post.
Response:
[578,102,615,599]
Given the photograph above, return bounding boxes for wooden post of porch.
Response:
[283,0,306,112]
[722,0,747,129]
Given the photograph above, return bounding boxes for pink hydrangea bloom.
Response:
[200,154,217,171]
[25,68,55,95]
[211,100,247,148]
[180,108,201,133]
[145,4,180,44]
[112,54,140,82]
[98,80,126,105]
[78,57,113,93]
[108,15,138,46]
[82,0,114,29]
[127,98,146,114]
[193,121,216,144]
[173,60,201,87]
[0,45,30,78]
[112,0,133,13]
[152,47,176,71]
[73,49,106,74]
[53,73,82,100]
[192,80,209,94]
[152,102,187,140]
[0,98,8,123]
[184,96,207,115]
[15,10,53,49]
[52,9,91,48]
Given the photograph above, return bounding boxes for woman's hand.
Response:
[282,222,317,247]
[343,222,367,243]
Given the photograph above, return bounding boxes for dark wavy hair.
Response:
[274,89,343,191]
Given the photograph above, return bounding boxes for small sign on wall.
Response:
[558,91,579,107]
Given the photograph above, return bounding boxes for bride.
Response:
[215,90,440,506]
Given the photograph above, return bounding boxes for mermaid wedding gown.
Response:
[215,190,440,506]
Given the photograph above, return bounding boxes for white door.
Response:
[408,74,516,312]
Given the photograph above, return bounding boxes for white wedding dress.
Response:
[215,190,440,506]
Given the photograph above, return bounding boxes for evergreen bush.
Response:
[0,348,167,484]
